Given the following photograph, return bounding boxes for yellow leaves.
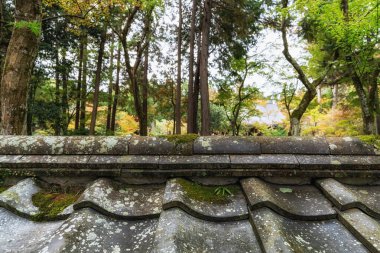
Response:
[116,111,139,134]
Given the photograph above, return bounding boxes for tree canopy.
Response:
[0,0,378,137]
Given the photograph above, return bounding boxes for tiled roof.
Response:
[0,136,379,252]
[0,176,378,253]
[0,136,378,178]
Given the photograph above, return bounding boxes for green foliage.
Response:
[214,186,233,197]
[296,0,379,78]
[14,20,42,37]
[358,135,380,150]
[215,55,262,135]
[209,104,230,133]
[254,123,287,136]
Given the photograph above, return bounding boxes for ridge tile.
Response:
[129,136,192,155]
[193,136,261,154]
[259,137,330,155]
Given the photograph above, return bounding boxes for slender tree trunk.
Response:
[75,34,85,130]
[79,34,88,131]
[106,33,115,133]
[54,47,61,135]
[61,49,68,135]
[141,43,149,136]
[199,0,212,136]
[375,90,380,135]
[372,68,380,135]
[317,86,322,104]
[332,84,339,109]
[175,0,183,134]
[374,85,380,135]
[352,72,375,134]
[193,35,201,134]
[289,89,317,136]
[171,80,176,134]
[187,0,198,134]
[111,43,121,133]
[89,28,107,135]
[281,0,323,136]
[0,0,41,134]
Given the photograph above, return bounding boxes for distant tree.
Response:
[279,0,334,136]
[215,56,261,135]
[175,0,183,134]
[89,26,107,135]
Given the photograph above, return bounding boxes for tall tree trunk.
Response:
[317,86,322,104]
[372,67,380,135]
[106,33,115,133]
[89,28,107,135]
[111,43,121,133]
[26,78,37,135]
[193,29,202,134]
[175,0,183,135]
[171,80,176,134]
[352,73,375,134]
[199,0,212,136]
[187,0,198,134]
[281,0,323,136]
[0,0,4,72]
[75,34,85,130]
[54,47,61,135]
[289,89,317,136]
[118,7,151,136]
[79,34,88,131]
[61,49,68,135]
[375,90,380,135]
[0,0,41,134]
[141,42,149,136]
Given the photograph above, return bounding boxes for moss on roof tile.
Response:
[159,134,198,144]
[31,190,80,221]
[176,178,238,204]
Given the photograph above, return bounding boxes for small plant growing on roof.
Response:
[214,186,233,196]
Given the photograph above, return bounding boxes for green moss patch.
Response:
[0,178,8,193]
[176,178,239,204]
[160,134,198,144]
[0,186,8,193]
[357,135,380,150]
[32,191,80,221]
